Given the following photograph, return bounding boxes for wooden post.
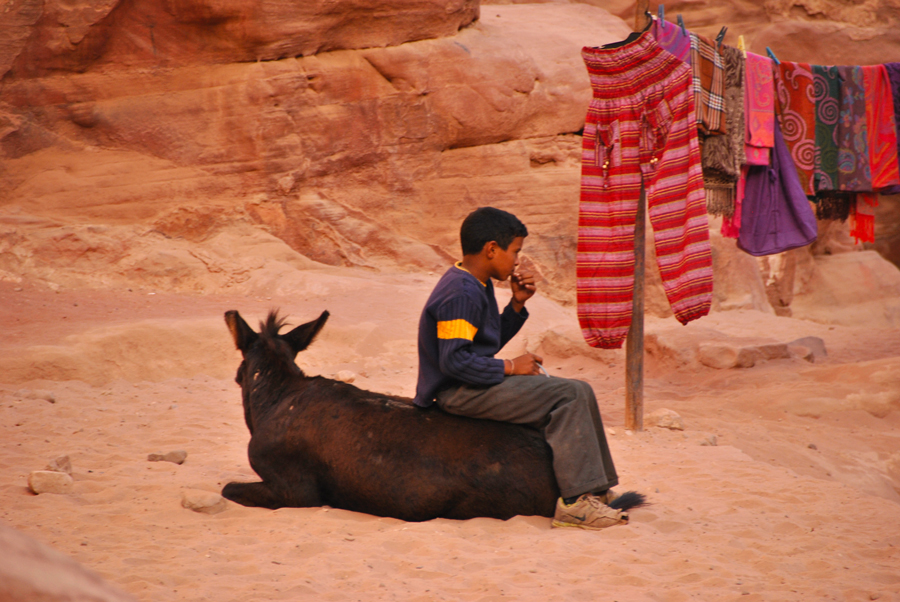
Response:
[625,185,646,432]
[635,0,651,31]
[625,1,650,432]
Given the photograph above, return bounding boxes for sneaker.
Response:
[551,494,628,530]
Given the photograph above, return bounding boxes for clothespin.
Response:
[715,26,727,50]
[677,14,687,36]
[766,46,780,65]
[658,5,665,29]
[737,35,746,55]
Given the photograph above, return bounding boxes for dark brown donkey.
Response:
[223,309,642,521]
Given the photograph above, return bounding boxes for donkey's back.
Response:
[223,309,559,521]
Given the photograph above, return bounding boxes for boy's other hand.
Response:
[506,353,545,376]
[510,270,536,310]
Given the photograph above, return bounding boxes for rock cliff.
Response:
[2,0,900,324]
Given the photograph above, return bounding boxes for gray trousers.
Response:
[435,375,618,499]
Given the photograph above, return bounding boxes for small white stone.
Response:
[646,408,685,431]
[277,174,295,195]
[181,489,227,514]
[147,450,187,465]
[28,471,74,495]
[335,370,357,384]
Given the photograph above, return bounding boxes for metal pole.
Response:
[625,184,646,432]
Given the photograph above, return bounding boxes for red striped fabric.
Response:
[579,33,713,350]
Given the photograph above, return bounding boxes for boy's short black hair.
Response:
[460,207,528,256]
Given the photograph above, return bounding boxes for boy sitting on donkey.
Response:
[414,207,629,530]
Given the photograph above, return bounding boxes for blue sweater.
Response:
[413,263,528,407]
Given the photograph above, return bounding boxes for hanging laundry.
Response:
[703,45,746,216]
[578,32,712,350]
[721,165,748,239]
[724,52,774,240]
[812,65,842,194]
[883,63,900,194]
[773,61,817,196]
[738,119,818,256]
[650,17,691,64]
[849,193,878,244]
[836,66,872,192]
[689,32,727,136]
[745,52,775,166]
[861,65,900,189]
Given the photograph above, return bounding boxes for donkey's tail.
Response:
[608,491,647,511]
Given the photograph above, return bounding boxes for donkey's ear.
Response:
[283,310,329,354]
[225,310,259,353]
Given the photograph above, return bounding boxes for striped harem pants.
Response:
[578,32,713,349]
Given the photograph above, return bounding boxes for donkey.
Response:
[223,309,642,522]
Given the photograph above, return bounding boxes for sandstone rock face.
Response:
[0,4,632,304]
[0,523,138,602]
[791,250,900,327]
[875,192,900,269]
[3,1,900,319]
[1,0,479,78]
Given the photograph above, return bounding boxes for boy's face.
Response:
[487,236,524,281]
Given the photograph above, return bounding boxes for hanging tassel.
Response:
[849,193,878,243]
[705,181,736,217]
[815,191,853,221]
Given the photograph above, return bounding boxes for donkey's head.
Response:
[225,309,329,389]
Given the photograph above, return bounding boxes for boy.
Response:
[413,207,625,530]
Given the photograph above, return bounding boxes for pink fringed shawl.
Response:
[745,52,775,166]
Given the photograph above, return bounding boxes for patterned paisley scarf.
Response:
[774,61,816,196]
[836,65,872,192]
[813,65,841,193]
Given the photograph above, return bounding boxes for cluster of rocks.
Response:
[27,455,74,495]
[27,449,226,514]
[698,336,827,370]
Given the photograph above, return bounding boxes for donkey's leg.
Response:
[222,481,286,509]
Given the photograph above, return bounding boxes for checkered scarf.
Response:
[702,45,746,216]
[690,32,726,136]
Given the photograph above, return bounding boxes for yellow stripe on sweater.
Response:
[437,319,478,341]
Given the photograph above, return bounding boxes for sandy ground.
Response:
[2,271,900,602]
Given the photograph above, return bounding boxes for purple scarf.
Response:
[650,19,691,64]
